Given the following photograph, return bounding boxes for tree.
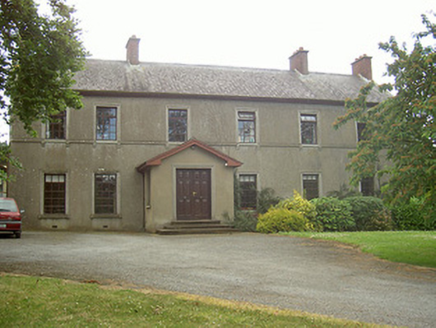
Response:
[333,15,436,217]
[0,0,86,134]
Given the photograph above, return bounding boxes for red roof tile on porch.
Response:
[136,139,242,173]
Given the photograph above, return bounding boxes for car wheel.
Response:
[15,232,21,239]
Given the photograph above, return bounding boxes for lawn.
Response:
[284,231,436,268]
[0,274,388,328]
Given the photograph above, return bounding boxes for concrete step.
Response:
[156,220,239,235]
[157,227,239,235]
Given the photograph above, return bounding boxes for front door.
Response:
[176,169,211,220]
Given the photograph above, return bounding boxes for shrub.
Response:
[327,184,361,199]
[345,196,393,231]
[256,208,312,233]
[391,197,436,231]
[277,190,316,222]
[310,197,355,231]
[232,210,258,232]
[257,187,282,214]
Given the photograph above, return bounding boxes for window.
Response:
[360,177,375,196]
[238,111,256,143]
[301,114,317,145]
[96,107,117,140]
[44,174,66,214]
[168,109,187,142]
[95,174,117,214]
[46,111,66,139]
[239,174,257,210]
[357,122,367,142]
[357,123,375,196]
[302,174,319,200]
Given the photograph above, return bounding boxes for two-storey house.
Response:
[9,36,387,232]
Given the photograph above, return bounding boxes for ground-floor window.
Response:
[95,174,117,214]
[302,174,319,200]
[44,174,66,214]
[239,174,257,210]
[360,177,375,196]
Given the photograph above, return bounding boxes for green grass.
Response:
[284,231,436,268]
[0,274,388,328]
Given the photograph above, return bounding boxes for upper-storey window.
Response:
[46,111,66,139]
[301,114,317,145]
[357,122,367,142]
[96,107,117,140]
[238,111,256,143]
[168,109,187,142]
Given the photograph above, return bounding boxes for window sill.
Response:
[90,214,122,220]
[44,139,66,142]
[236,142,258,148]
[300,144,320,148]
[95,140,118,144]
[38,214,69,220]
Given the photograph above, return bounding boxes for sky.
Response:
[1,0,434,142]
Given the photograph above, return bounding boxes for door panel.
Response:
[176,169,211,220]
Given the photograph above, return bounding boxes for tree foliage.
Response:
[0,0,86,135]
[334,15,436,217]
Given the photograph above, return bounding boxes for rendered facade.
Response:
[9,37,387,232]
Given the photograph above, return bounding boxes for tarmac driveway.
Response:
[1,231,435,327]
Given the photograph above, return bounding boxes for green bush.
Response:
[257,187,282,214]
[391,197,436,230]
[345,196,393,231]
[310,197,355,231]
[232,210,258,232]
[256,208,312,233]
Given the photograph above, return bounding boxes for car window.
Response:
[0,199,18,212]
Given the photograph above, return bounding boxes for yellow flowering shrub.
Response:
[277,190,317,222]
[256,208,311,233]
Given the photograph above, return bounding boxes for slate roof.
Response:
[74,59,388,104]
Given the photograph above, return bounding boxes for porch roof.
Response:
[136,139,242,173]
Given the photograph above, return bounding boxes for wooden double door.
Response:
[176,169,211,220]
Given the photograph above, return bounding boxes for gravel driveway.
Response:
[1,231,435,327]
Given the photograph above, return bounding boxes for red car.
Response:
[0,198,22,238]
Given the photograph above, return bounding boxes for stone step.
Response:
[156,220,239,235]
[162,223,230,230]
[169,220,222,225]
[156,227,239,235]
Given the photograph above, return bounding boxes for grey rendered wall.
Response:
[9,95,357,231]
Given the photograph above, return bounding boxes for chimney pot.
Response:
[351,54,372,80]
[289,47,309,75]
[126,35,140,65]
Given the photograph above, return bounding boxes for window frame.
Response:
[95,106,118,141]
[360,177,375,196]
[300,113,318,145]
[238,174,258,210]
[302,173,320,200]
[46,111,67,140]
[237,110,257,144]
[167,108,189,143]
[43,173,66,214]
[356,122,367,142]
[94,173,118,215]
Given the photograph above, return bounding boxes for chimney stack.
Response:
[126,35,140,65]
[289,47,309,75]
[351,55,372,80]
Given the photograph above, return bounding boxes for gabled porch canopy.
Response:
[136,139,242,173]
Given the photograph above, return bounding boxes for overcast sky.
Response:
[2,0,434,142]
[66,0,433,82]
